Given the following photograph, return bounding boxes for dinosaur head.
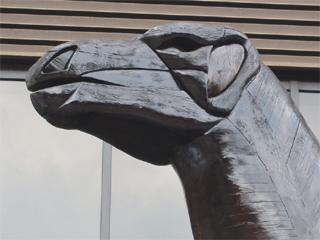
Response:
[25,23,260,165]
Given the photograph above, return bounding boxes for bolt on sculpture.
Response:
[26,23,319,239]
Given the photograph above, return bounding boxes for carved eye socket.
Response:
[158,37,203,52]
[207,44,245,97]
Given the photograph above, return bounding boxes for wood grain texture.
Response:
[229,64,320,239]
[286,120,320,238]
[173,120,298,239]
[246,65,301,160]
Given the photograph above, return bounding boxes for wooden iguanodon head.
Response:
[25,23,258,165]
[26,23,319,239]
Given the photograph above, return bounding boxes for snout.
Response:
[25,42,79,91]
[26,37,171,92]
[25,37,182,120]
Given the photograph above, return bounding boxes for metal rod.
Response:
[100,142,112,240]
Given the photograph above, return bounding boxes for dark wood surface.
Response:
[26,23,320,239]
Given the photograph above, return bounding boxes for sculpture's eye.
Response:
[158,37,203,52]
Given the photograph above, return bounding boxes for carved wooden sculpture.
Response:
[26,23,319,239]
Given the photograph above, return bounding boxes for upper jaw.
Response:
[25,37,170,92]
[25,38,184,121]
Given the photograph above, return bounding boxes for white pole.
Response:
[100,142,112,240]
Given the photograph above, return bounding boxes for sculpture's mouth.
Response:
[28,78,219,166]
[27,62,221,165]
[28,67,179,119]
[29,76,124,93]
[28,68,174,93]
[28,80,108,119]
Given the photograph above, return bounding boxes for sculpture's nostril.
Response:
[43,48,76,73]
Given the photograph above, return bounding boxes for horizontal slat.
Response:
[252,39,319,53]
[1,44,318,69]
[261,55,319,68]
[1,1,318,71]
[0,1,318,23]
[0,29,136,42]
[106,0,320,7]
[1,13,319,38]
[1,29,319,54]
[0,44,53,57]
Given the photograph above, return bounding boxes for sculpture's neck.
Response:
[171,120,296,239]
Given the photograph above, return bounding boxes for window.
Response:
[300,92,320,140]
[111,149,192,239]
[1,81,101,239]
